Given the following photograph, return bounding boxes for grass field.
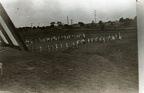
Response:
[0,29,138,93]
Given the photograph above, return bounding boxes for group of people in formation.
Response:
[25,33,86,44]
[26,32,122,52]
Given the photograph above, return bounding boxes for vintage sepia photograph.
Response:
[0,0,138,93]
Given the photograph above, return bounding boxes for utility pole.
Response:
[67,16,69,25]
[71,19,73,25]
[94,10,96,23]
[31,23,33,28]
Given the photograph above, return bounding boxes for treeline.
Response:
[17,16,137,32]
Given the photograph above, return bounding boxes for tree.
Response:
[119,17,124,23]
[91,20,95,24]
[98,20,105,30]
[98,20,103,25]
[90,20,96,27]
[78,22,85,26]
[57,21,63,26]
[64,24,69,28]
[33,26,36,29]
[124,18,133,26]
[50,22,55,28]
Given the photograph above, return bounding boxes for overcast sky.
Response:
[0,0,136,27]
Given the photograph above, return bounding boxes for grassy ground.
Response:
[0,30,138,93]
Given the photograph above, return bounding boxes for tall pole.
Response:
[67,16,69,25]
[31,23,33,28]
[71,19,73,25]
[94,10,96,23]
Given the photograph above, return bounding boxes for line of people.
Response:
[27,32,122,52]
[25,33,86,44]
